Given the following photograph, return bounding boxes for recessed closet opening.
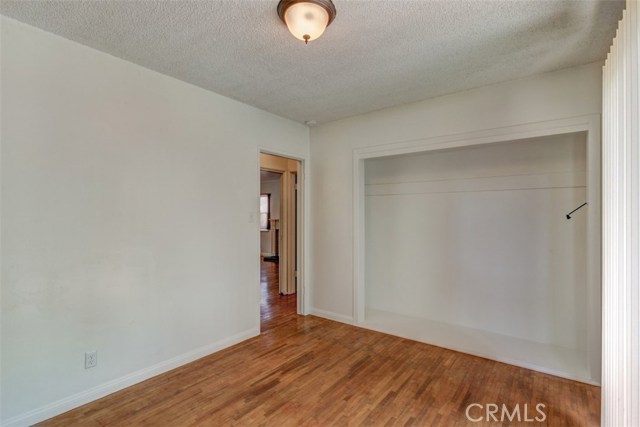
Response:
[359,130,600,384]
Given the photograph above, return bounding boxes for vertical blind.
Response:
[602,2,639,426]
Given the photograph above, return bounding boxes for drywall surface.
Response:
[260,179,280,255]
[310,62,602,320]
[261,180,281,220]
[0,17,308,424]
[365,134,587,349]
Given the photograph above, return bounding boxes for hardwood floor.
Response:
[40,261,600,426]
[260,259,297,333]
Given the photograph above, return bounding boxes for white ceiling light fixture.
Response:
[277,0,336,44]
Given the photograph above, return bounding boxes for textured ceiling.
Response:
[0,0,625,124]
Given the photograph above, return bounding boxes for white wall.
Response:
[0,17,309,425]
[260,179,280,255]
[365,133,587,349]
[310,62,602,321]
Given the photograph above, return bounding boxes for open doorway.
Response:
[259,152,302,331]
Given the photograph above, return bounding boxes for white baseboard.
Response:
[1,327,260,427]
[309,307,354,325]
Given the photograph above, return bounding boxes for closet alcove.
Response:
[359,131,599,384]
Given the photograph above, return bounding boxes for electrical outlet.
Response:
[85,351,97,369]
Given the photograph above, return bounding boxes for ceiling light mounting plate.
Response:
[277,0,337,26]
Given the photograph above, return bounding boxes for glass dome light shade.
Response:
[284,2,329,42]
[278,0,336,44]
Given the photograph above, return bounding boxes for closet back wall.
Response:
[364,133,587,349]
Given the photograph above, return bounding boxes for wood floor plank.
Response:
[38,261,600,426]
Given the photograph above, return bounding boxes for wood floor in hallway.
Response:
[39,261,600,426]
[260,258,297,332]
